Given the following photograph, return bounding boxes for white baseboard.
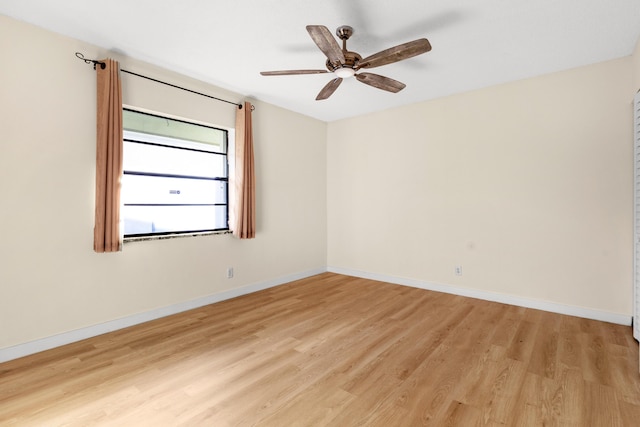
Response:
[0,268,326,364]
[327,266,632,326]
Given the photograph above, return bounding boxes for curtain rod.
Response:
[75,52,250,110]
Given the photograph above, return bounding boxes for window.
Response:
[122,109,229,237]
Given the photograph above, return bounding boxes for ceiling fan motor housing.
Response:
[326,51,362,72]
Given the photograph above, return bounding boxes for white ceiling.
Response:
[2,0,639,122]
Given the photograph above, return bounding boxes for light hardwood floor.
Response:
[1,273,639,426]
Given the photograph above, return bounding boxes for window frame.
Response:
[121,108,230,239]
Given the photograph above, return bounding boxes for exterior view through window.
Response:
[122,109,229,237]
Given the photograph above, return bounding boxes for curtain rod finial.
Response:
[75,52,106,70]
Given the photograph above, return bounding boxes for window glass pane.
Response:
[123,206,228,235]
[121,175,227,205]
[122,108,229,237]
[123,141,226,178]
[123,109,226,151]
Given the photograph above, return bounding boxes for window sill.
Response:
[123,230,232,244]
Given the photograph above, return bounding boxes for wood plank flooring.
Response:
[1,272,639,426]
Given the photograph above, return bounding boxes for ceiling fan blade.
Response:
[260,70,329,76]
[356,72,406,93]
[316,78,343,100]
[306,25,346,65]
[358,38,431,69]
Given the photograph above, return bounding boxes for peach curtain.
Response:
[94,59,123,252]
[231,101,256,239]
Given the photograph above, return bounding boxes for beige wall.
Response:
[0,16,327,350]
[634,35,640,91]
[328,57,633,316]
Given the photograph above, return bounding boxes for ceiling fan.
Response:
[260,25,432,100]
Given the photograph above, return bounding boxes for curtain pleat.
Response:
[232,101,256,239]
[94,59,123,252]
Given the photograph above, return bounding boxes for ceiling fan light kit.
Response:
[334,67,355,79]
[260,25,431,100]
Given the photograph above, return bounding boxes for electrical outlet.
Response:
[455,265,463,276]
[227,267,234,279]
